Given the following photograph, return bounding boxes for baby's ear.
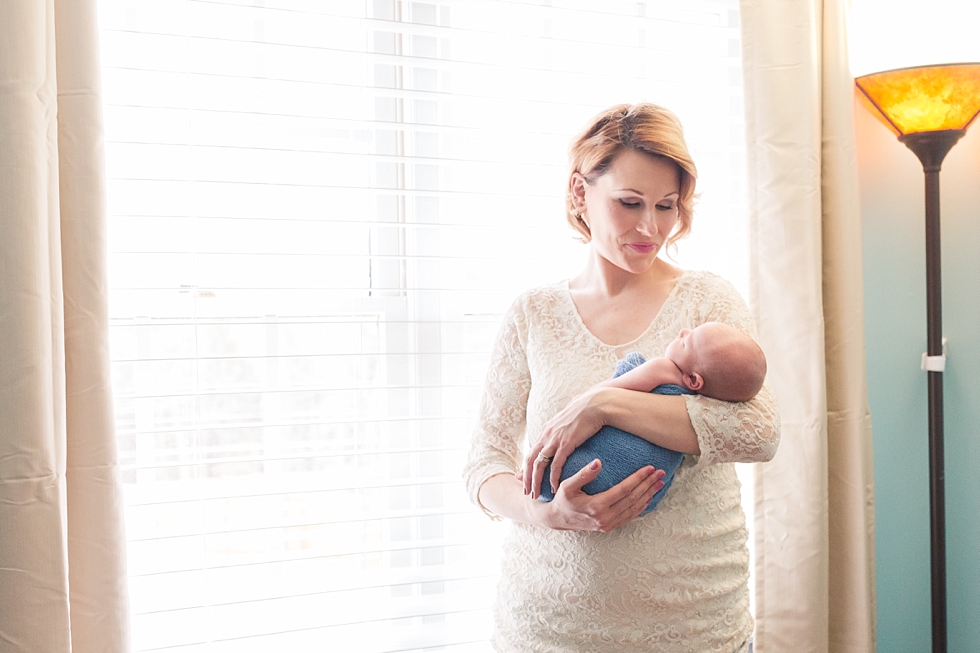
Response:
[683,371,704,392]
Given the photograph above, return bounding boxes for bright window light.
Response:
[850,0,980,76]
[100,1,748,651]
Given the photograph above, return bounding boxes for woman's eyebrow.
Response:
[616,188,680,197]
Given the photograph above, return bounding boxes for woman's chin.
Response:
[594,248,660,276]
[618,254,660,275]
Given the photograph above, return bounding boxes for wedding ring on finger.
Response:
[535,452,553,464]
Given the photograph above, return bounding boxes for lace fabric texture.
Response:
[463,270,780,653]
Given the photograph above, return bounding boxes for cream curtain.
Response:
[740,1,877,652]
[0,1,130,652]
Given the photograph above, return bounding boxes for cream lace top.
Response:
[463,270,780,653]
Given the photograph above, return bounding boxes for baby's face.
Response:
[664,322,730,373]
[664,326,702,373]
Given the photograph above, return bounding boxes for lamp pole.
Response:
[900,129,965,653]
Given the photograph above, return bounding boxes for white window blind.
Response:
[100,1,747,651]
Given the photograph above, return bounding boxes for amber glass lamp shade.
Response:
[855,63,980,135]
[856,63,980,171]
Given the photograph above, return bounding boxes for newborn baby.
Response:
[537,321,767,515]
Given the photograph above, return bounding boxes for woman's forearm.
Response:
[595,387,700,455]
[481,462,668,533]
[477,472,553,526]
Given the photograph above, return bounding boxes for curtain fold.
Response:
[0,1,130,651]
[740,0,876,652]
[819,2,877,651]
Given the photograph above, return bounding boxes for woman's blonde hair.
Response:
[566,103,698,249]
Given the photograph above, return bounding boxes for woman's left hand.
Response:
[523,387,609,499]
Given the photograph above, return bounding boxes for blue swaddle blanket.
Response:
[537,352,690,516]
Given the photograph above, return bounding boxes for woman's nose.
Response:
[636,210,659,235]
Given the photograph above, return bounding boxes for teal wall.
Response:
[856,102,980,653]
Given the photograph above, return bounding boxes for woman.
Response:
[462,103,780,652]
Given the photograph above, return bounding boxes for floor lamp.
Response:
[855,63,980,653]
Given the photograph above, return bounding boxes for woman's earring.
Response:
[576,213,590,229]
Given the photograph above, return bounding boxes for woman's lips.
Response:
[627,242,656,253]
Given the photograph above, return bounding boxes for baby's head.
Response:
[664,322,767,402]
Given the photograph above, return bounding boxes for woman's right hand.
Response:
[540,459,666,532]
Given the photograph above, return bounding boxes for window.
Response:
[101,1,747,650]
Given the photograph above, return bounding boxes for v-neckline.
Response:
[560,270,689,349]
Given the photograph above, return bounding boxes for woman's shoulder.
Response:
[673,269,751,325]
[675,269,748,308]
[677,269,740,297]
[494,281,573,347]
[508,280,569,313]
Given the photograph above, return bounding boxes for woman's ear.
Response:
[683,371,704,392]
[569,172,588,213]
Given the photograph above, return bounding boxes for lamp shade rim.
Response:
[854,61,980,82]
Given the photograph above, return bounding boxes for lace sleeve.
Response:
[461,296,532,519]
[685,274,781,467]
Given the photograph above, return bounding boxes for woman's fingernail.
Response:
[646,467,655,475]
[590,459,600,470]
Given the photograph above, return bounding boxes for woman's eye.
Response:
[656,204,675,211]
[619,200,640,208]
